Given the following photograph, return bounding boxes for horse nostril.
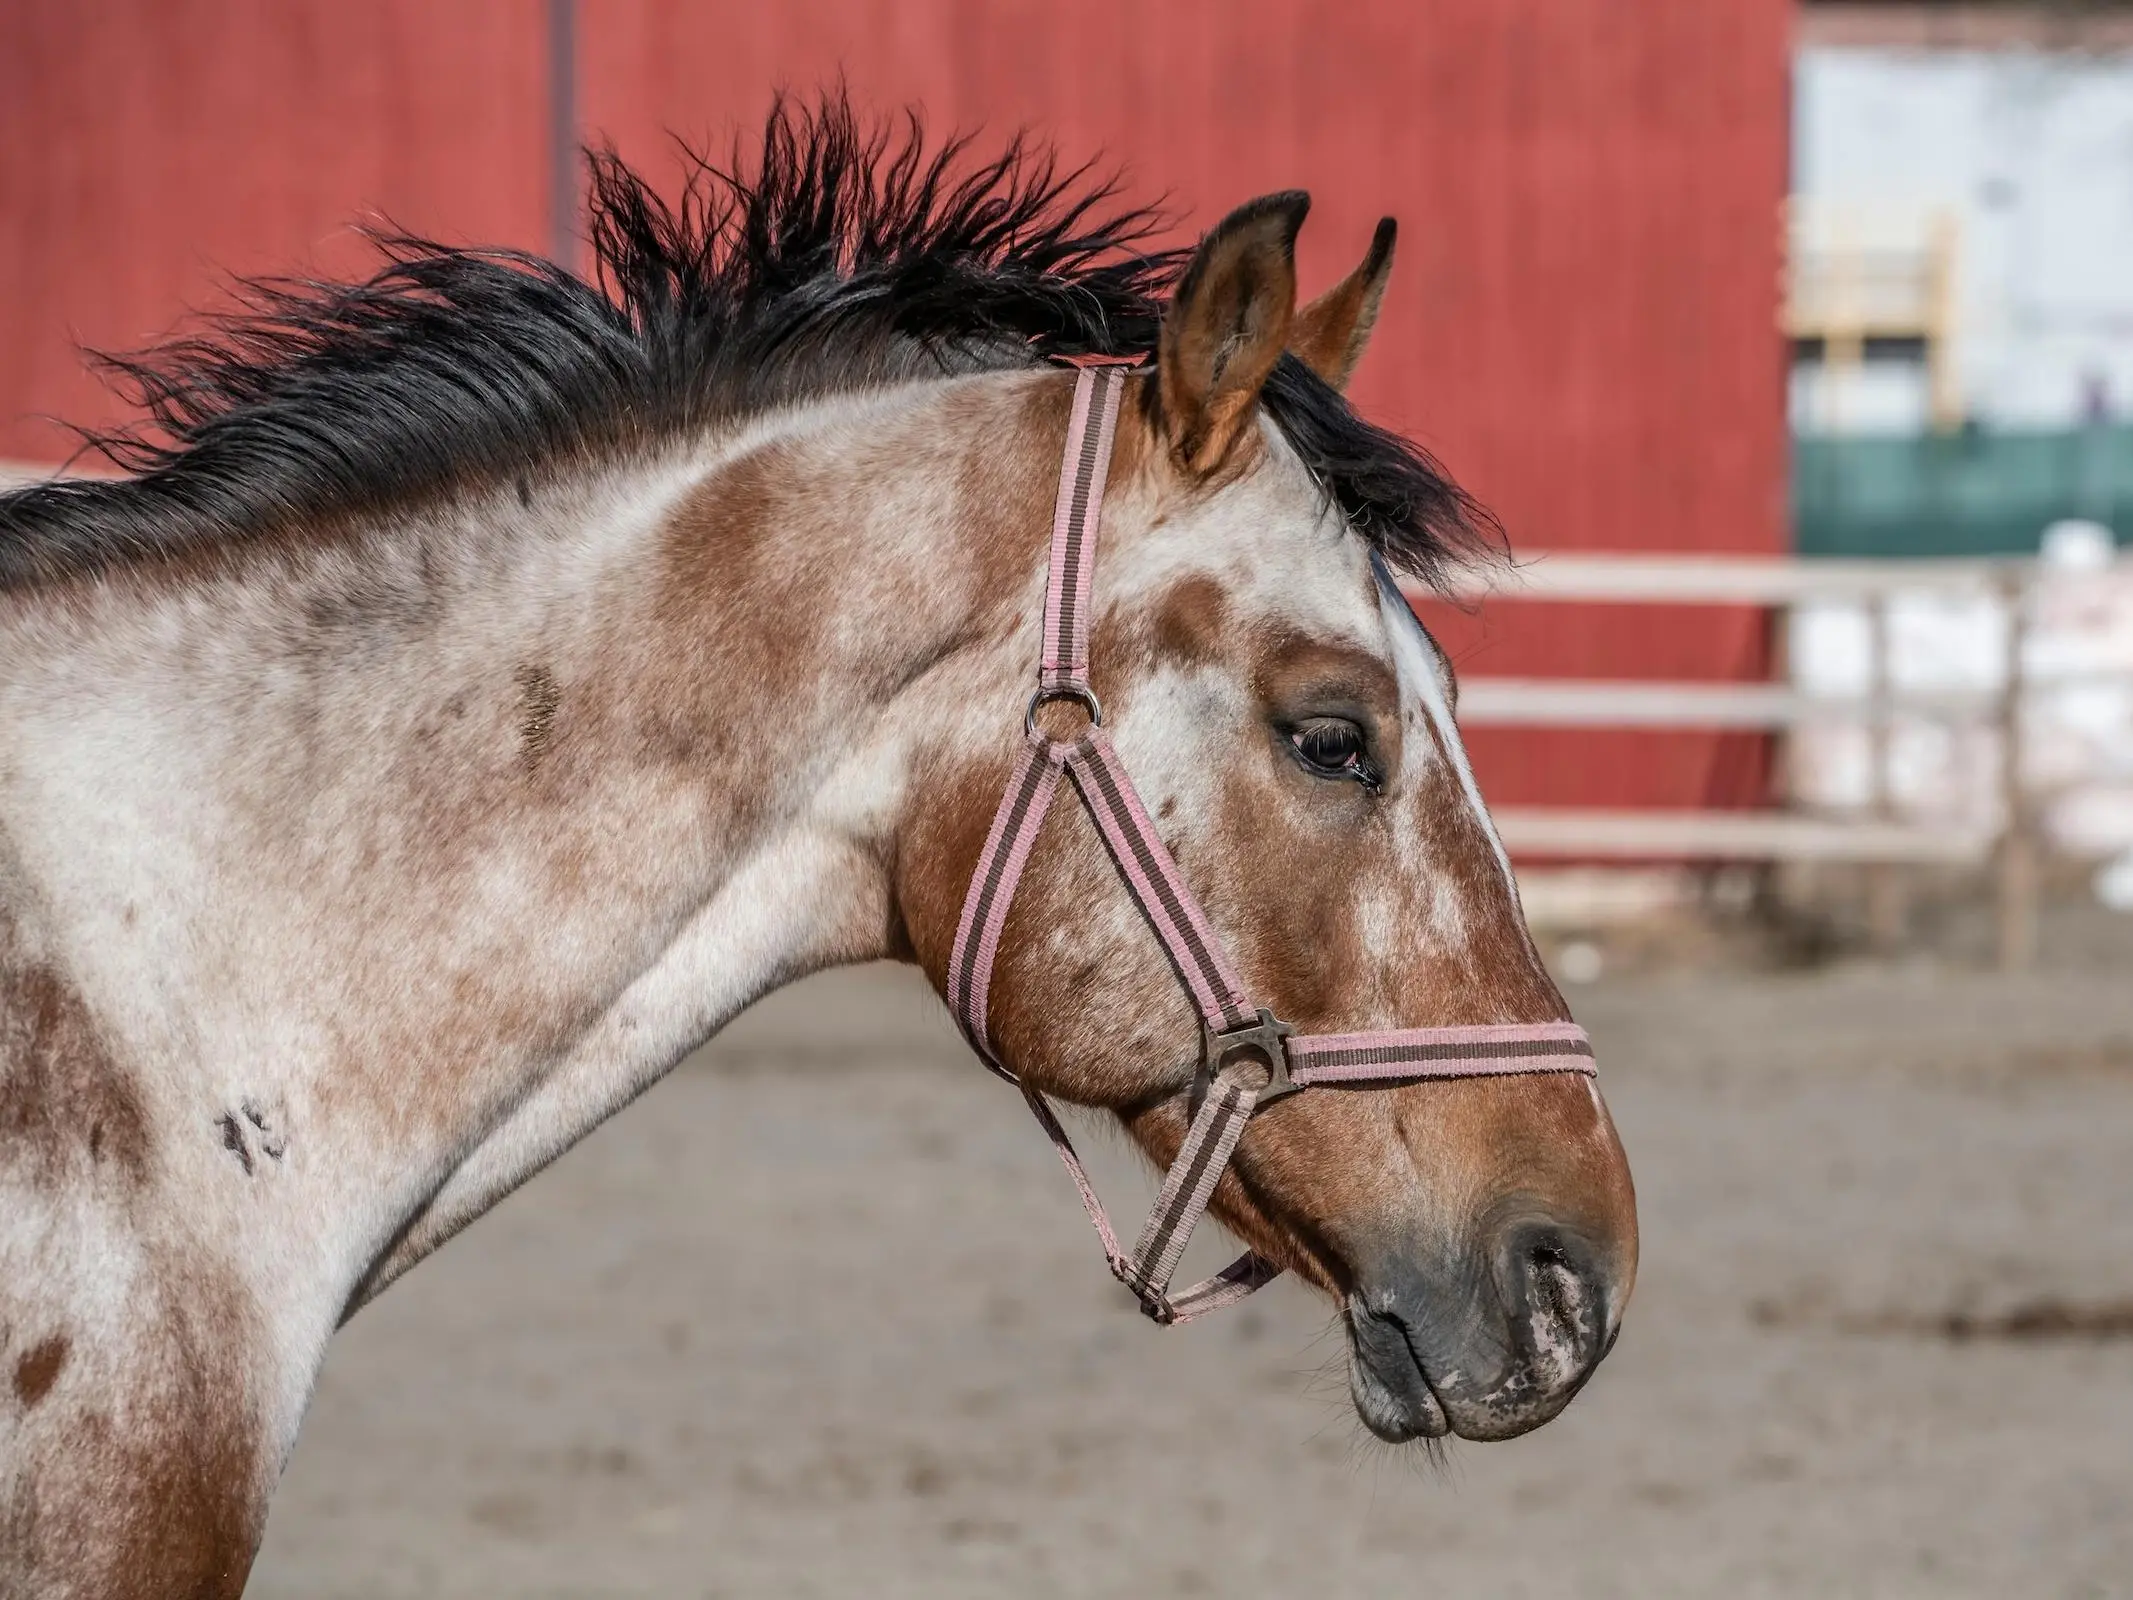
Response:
[1528,1240,1573,1317]
[1534,1252,1589,1352]
[1501,1226,1607,1367]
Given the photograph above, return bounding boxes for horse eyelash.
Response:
[1291,724,1383,793]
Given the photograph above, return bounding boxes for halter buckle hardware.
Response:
[1196,1008,1299,1113]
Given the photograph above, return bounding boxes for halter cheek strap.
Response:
[946,361,1598,1326]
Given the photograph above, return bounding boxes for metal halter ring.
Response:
[1025,684,1104,743]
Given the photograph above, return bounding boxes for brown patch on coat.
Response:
[13,1334,67,1406]
[641,376,1062,780]
[881,374,1105,962]
[1150,574,1229,667]
[106,1287,264,1600]
[1401,705,1562,1020]
[653,440,790,634]
[976,788,1202,1110]
[0,935,264,1595]
[0,943,152,1184]
[643,439,820,776]
[893,735,1014,984]
[1211,614,1561,1032]
[952,375,1080,608]
[9,1263,268,1599]
[514,664,562,769]
[1191,627,1407,1031]
[1249,632,1400,717]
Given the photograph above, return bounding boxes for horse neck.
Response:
[0,370,1051,1312]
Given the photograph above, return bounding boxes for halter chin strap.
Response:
[946,361,1598,1325]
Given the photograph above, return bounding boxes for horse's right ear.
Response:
[1157,191,1310,477]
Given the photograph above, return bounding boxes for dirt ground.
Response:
[249,910,2133,1599]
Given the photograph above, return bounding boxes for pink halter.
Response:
[947,360,1597,1325]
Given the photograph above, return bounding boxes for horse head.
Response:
[900,193,1637,1443]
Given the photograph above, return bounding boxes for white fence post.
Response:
[1996,567,2037,971]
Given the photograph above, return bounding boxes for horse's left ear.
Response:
[1291,217,1396,392]
[1158,191,1310,476]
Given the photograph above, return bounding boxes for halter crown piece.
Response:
[946,358,1599,1325]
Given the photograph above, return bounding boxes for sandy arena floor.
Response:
[249,918,2133,1598]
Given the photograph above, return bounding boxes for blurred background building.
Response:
[1794,2,2133,552]
[1787,3,2133,898]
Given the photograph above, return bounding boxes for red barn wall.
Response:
[1,0,1791,815]
[0,0,548,463]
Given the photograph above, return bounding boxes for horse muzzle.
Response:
[1344,1215,1626,1443]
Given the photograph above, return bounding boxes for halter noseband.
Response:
[946,359,1598,1325]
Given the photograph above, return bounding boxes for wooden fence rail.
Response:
[1407,554,2099,968]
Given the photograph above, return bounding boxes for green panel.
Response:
[1792,426,2133,558]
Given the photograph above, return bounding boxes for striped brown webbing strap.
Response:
[945,361,1599,1326]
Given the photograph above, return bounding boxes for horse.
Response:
[0,101,1636,1596]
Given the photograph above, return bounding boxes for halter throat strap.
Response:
[945,362,1597,1326]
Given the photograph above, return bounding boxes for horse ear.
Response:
[1157,191,1310,475]
[1291,217,1396,392]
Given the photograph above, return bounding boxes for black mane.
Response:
[0,97,1498,590]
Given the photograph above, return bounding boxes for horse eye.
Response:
[1289,718,1377,788]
